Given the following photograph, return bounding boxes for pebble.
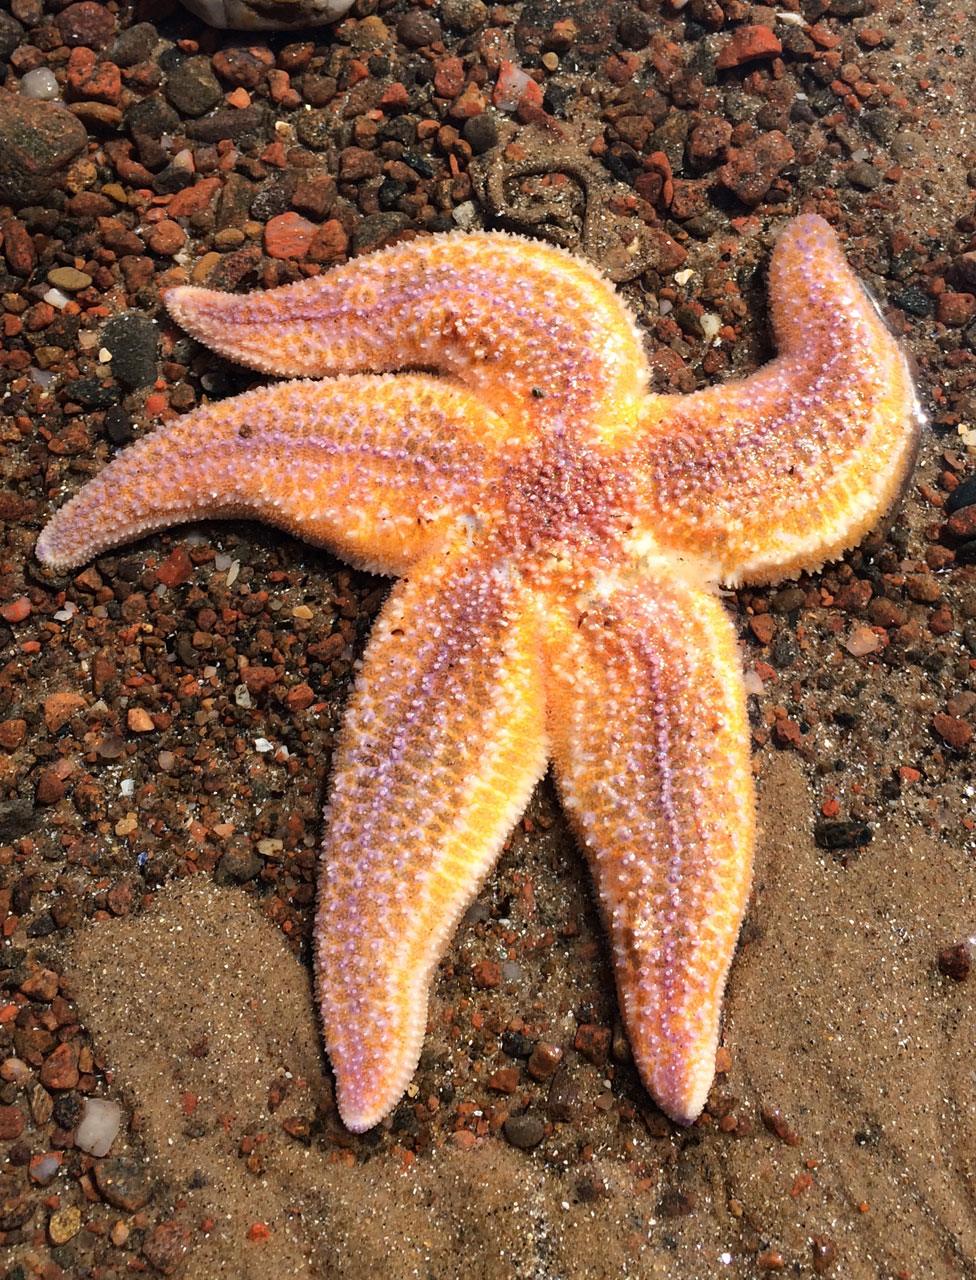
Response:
[94,1157,152,1211]
[165,56,223,118]
[127,707,155,733]
[718,130,795,205]
[397,11,442,47]
[502,1113,545,1149]
[142,1220,192,1275]
[811,1235,839,1275]
[814,820,873,850]
[715,25,782,70]
[55,1,117,49]
[179,0,354,28]
[48,1204,82,1245]
[47,266,92,292]
[39,1042,80,1090]
[44,691,86,733]
[0,12,24,64]
[100,313,159,390]
[0,1057,32,1084]
[527,1041,563,1081]
[1,597,30,623]
[937,941,972,982]
[29,1151,63,1186]
[0,1104,26,1140]
[946,475,976,513]
[109,21,159,68]
[20,67,60,101]
[441,0,488,33]
[847,161,881,191]
[937,293,976,327]
[932,712,972,752]
[0,96,88,206]
[75,1097,123,1157]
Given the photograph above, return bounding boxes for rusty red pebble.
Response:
[756,1250,787,1273]
[286,683,316,712]
[241,666,278,695]
[761,1104,801,1146]
[0,1105,26,1140]
[143,1221,192,1273]
[527,1041,563,1081]
[56,1,117,48]
[937,292,976,327]
[487,1065,519,1093]
[947,505,976,539]
[1,597,31,623]
[574,1023,611,1066]
[0,719,27,750]
[932,712,972,752]
[719,130,795,206]
[471,959,501,989]
[937,942,972,982]
[263,212,319,260]
[156,546,193,588]
[811,1235,839,1274]
[749,614,776,645]
[1,217,36,276]
[39,1042,80,1090]
[147,220,186,257]
[715,24,782,70]
[21,969,59,1001]
[43,692,85,733]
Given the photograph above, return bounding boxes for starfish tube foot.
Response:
[35,214,921,1132]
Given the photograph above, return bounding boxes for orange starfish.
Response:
[37,215,920,1132]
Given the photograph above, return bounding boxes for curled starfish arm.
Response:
[636,214,921,586]
[545,569,755,1124]
[165,231,649,434]
[36,374,511,575]
[315,541,548,1132]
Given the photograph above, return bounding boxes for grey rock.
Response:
[0,97,87,207]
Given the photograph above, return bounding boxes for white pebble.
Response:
[75,1098,122,1157]
[21,68,60,101]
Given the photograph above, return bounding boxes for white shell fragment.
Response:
[180,0,354,29]
[75,1097,123,1157]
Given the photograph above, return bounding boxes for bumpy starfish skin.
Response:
[36,215,921,1132]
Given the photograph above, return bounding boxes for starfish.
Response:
[36,214,920,1133]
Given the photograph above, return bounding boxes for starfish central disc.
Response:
[35,216,921,1134]
[499,437,639,558]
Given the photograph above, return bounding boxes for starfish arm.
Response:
[315,541,548,1132]
[636,214,922,586]
[544,568,755,1124]
[165,231,649,436]
[36,374,512,576]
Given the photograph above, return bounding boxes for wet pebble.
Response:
[0,12,24,64]
[20,67,60,101]
[0,97,88,206]
[100,313,159,390]
[165,56,223,117]
[56,1,117,48]
[397,11,442,47]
